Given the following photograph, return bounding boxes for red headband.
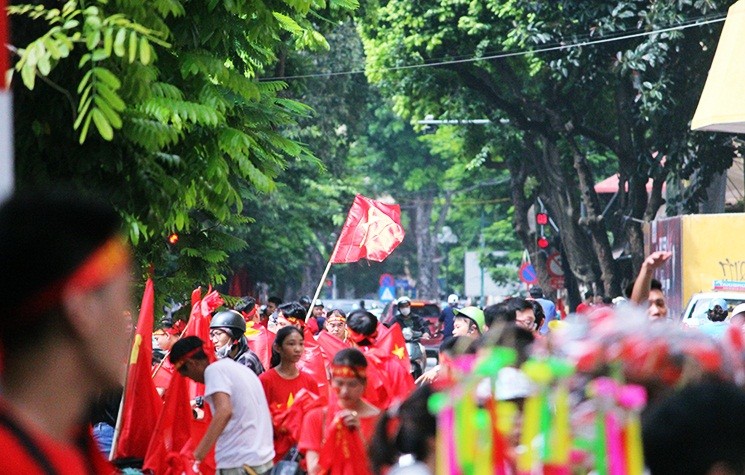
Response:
[173,346,202,369]
[331,364,366,380]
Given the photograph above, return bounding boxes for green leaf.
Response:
[78,111,93,143]
[113,28,127,57]
[92,67,121,89]
[91,107,114,140]
[103,28,113,56]
[94,95,123,128]
[91,48,109,61]
[139,36,151,65]
[96,82,126,110]
[128,30,138,63]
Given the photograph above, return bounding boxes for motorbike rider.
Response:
[391,297,431,339]
[210,309,265,375]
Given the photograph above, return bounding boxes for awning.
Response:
[594,174,665,194]
[691,0,745,133]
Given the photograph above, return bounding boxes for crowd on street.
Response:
[4,193,745,475]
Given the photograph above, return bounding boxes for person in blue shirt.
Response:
[438,294,459,338]
[528,286,557,334]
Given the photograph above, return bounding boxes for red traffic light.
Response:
[537,236,550,249]
[536,212,549,226]
[167,232,179,245]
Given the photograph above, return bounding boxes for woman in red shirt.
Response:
[260,325,320,462]
[298,348,380,475]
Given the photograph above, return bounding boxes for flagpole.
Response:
[109,325,135,460]
[305,259,333,322]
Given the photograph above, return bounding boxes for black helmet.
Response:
[299,295,312,307]
[210,310,246,339]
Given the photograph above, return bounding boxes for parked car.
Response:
[381,299,443,358]
[681,291,745,326]
[322,299,384,316]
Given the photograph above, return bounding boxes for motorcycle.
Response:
[401,327,427,380]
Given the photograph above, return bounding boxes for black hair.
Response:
[439,335,478,356]
[584,290,594,299]
[602,295,613,305]
[169,336,208,365]
[369,384,436,473]
[0,191,122,351]
[278,301,306,320]
[268,296,282,306]
[270,325,303,367]
[485,323,535,366]
[484,302,515,328]
[454,315,479,333]
[326,308,347,320]
[346,309,378,345]
[332,348,368,378]
[642,381,745,475]
[530,300,545,330]
[650,279,663,291]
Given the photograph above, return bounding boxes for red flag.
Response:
[317,331,351,362]
[0,0,8,89]
[318,419,373,475]
[113,278,162,461]
[246,323,275,370]
[143,374,216,475]
[374,323,411,373]
[298,336,330,400]
[330,195,405,264]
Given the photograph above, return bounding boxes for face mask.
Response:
[215,343,231,359]
[400,307,411,317]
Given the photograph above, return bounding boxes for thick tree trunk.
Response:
[412,195,440,299]
[569,138,622,297]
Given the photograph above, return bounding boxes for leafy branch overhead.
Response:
[9,0,358,297]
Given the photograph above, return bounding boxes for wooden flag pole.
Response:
[305,233,344,322]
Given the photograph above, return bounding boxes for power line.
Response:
[262,14,726,81]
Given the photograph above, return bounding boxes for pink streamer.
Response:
[606,411,626,475]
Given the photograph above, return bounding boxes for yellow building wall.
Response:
[681,213,745,305]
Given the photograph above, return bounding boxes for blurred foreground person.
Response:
[0,192,134,474]
[643,381,745,475]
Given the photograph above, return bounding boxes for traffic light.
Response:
[537,236,550,249]
[536,212,549,226]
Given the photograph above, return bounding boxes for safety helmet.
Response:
[447,294,458,305]
[397,296,411,307]
[210,310,246,339]
[299,295,312,307]
[455,306,485,333]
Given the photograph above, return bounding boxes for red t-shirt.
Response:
[0,410,114,474]
[297,406,378,454]
[260,368,320,461]
[260,368,320,410]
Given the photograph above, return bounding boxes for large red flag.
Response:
[330,195,405,264]
[246,322,275,370]
[114,278,162,461]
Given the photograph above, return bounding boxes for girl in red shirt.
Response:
[298,348,380,475]
[260,326,319,462]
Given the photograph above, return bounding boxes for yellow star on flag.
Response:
[286,392,295,408]
[392,344,405,360]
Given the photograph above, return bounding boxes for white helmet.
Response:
[447,294,458,305]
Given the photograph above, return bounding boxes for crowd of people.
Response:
[4,193,745,475]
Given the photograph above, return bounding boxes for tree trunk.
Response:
[569,137,622,297]
[412,195,440,299]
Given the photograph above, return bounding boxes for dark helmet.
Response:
[299,296,312,307]
[210,310,246,339]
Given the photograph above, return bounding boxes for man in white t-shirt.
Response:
[170,336,275,475]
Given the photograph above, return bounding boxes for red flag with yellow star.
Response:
[375,322,411,373]
[330,195,405,264]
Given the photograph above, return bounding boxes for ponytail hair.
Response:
[368,384,436,472]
